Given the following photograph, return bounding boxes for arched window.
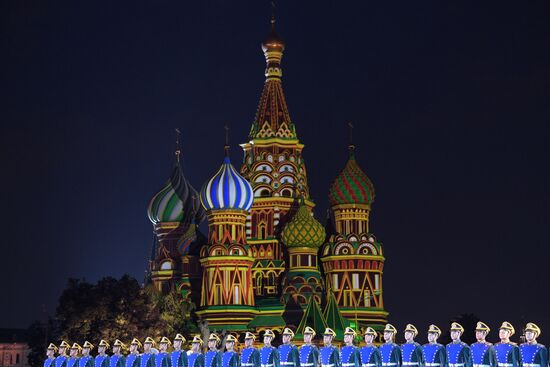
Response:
[160,261,172,270]
[255,273,263,295]
[256,164,272,172]
[258,223,267,239]
[278,164,294,173]
[268,272,276,286]
[281,189,292,197]
[255,175,272,184]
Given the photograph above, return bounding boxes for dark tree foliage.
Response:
[145,285,199,336]
[27,319,55,367]
[26,275,198,367]
[56,275,163,342]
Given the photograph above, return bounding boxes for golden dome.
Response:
[262,19,285,53]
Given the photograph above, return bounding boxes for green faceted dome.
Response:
[282,203,326,248]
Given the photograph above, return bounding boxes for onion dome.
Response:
[282,202,326,248]
[328,147,375,206]
[262,18,285,53]
[261,18,285,80]
[147,160,205,225]
[200,155,254,211]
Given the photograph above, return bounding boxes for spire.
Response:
[262,2,285,79]
[348,122,355,154]
[224,124,230,157]
[296,296,328,337]
[249,13,296,140]
[175,128,182,162]
[323,291,350,340]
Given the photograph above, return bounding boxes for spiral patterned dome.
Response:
[328,149,375,206]
[281,202,326,248]
[200,156,254,211]
[147,161,206,225]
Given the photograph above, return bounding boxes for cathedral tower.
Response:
[321,144,388,335]
[196,145,256,330]
[280,200,325,307]
[240,18,313,312]
[147,135,205,301]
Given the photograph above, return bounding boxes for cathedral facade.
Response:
[146,20,388,340]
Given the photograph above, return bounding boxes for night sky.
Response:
[2,1,549,343]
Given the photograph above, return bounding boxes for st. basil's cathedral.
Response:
[146,19,388,341]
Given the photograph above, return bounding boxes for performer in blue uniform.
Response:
[141,337,157,367]
[260,330,280,367]
[341,327,361,367]
[171,334,189,367]
[68,343,82,367]
[320,328,340,367]
[380,324,402,367]
[125,339,141,367]
[519,323,548,367]
[222,335,239,367]
[45,343,58,367]
[188,336,205,367]
[110,340,126,367]
[79,341,94,367]
[470,322,496,367]
[447,323,472,367]
[402,324,423,367]
[95,341,110,367]
[205,334,223,367]
[56,341,71,367]
[279,328,300,367]
[299,327,319,367]
[494,322,520,367]
[422,325,447,367]
[241,332,260,367]
[360,327,382,367]
[156,337,172,367]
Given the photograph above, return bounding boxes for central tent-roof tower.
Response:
[239,16,315,330]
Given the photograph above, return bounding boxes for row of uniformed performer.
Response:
[44,335,191,367]
[44,322,548,367]
[377,322,548,367]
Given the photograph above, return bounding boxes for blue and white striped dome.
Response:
[200,156,254,211]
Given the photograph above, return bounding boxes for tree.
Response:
[28,274,200,366]
[27,320,54,367]
[146,285,199,337]
[56,275,164,343]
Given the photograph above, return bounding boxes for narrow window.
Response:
[352,273,359,289]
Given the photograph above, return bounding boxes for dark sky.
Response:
[2,1,549,343]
